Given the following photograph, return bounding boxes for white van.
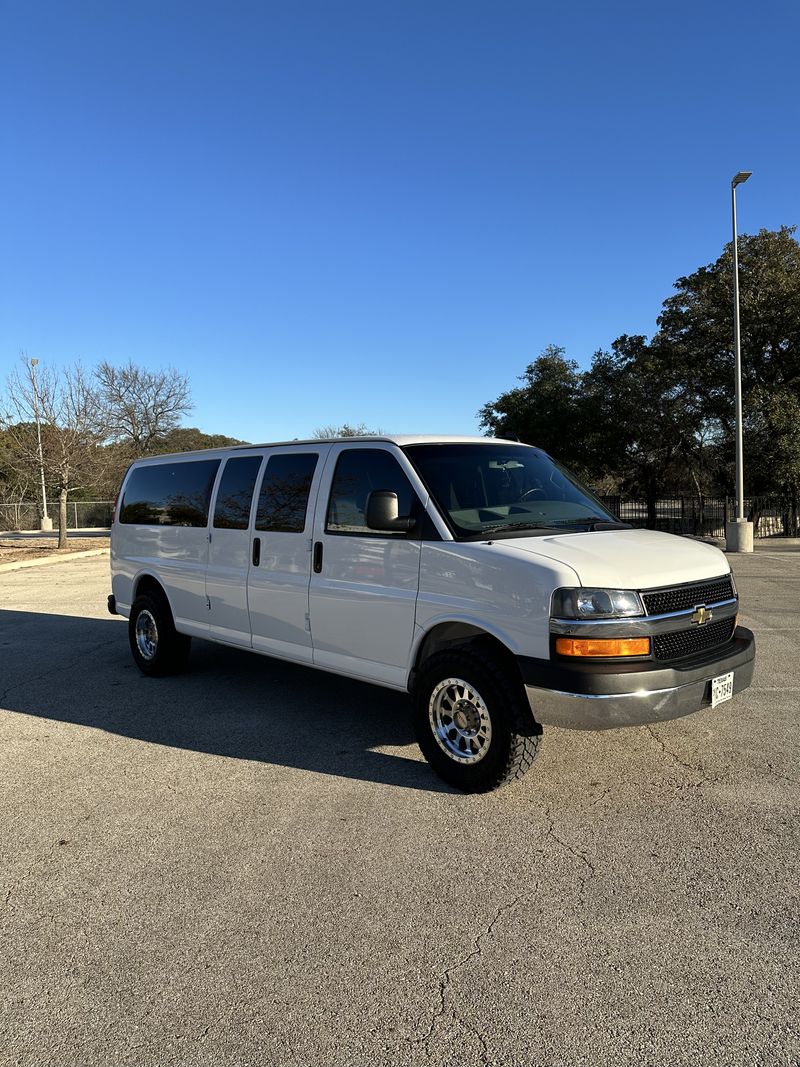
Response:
[109,436,755,792]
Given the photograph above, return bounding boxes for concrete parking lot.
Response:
[1,551,798,1067]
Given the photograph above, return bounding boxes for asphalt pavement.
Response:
[0,551,798,1067]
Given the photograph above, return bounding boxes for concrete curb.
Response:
[0,548,110,574]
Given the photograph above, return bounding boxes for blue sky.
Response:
[2,0,798,442]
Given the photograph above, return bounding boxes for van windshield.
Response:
[402,442,623,540]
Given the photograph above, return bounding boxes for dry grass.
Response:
[0,536,110,565]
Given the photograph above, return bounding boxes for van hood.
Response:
[497,528,729,590]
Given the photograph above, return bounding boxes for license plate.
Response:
[711,671,734,708]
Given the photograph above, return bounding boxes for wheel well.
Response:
[134,574,168,604]
[410,623,523,692]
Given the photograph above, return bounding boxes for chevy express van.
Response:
[109,436,755,792]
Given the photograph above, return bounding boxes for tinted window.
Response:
[255,453,318,532]
[213,456,262,529]
[120,459,221,527]
[326,449,418,536]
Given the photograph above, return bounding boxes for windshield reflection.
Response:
[403,443,619,540]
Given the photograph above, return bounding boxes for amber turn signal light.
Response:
[555,637,651,658]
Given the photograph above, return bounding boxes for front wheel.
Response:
[413,648,541,792]
[128,592,191,677]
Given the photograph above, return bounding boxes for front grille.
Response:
[653,618,736,661]
[642,575,734,616]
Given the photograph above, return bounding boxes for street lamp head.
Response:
[732,171,752,187]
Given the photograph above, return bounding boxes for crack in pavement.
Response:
[644,724,727,788]
[644,724,698,774]
[543,806,595,904]
[411,895,520,1063]
[766,762,800,790]
[590,785,613,809]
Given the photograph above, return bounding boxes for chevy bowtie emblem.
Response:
[691,605,713,626]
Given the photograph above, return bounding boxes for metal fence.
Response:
[598,496,726,538]
[728,496,800,538]
[0,501,113,532]
[2,495,796,539]
[599,496,798,538]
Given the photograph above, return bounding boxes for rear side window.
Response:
[213,456,263,530]
[255,453,318,533]
[120,459,221,527]
[326,449,418,536]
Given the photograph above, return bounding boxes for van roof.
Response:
[130,434,525,462]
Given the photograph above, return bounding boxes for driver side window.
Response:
[326,449,418,536]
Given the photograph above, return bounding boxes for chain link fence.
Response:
[0,501,113,532]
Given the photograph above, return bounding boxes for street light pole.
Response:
[29,358,52,532]
[727,171,753,553]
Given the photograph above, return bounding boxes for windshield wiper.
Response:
[477,521,560,535]
[549,517,631,530]
[474,517,631,538]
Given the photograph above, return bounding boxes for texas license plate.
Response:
[711,671,734,708]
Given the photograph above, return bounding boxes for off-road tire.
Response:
[128,592,192,677]
[413,647,541,792]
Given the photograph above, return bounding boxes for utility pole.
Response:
[29,358,52,532]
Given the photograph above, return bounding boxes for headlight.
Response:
[551,587,644,619]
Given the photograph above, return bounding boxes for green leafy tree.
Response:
[95,426,247,499]
[478,227,800,513]
[152,427,246,453]
[478,346,589,474]
[0,425,37,528]
[745,385,800,533]
[582,337,710,526]
[656,226,800,472]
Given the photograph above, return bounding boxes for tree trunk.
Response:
[689,468,705,536]
[58,487,68,549]
[646,487,658,530]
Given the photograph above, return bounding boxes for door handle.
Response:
[313,541,323,573]
[252,536,261,567]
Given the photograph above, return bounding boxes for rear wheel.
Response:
[128,592,191,677]
[413,647,541,792]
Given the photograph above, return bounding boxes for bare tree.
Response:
[96,361,192,457]
[312,422,383,439]
[0,426,36,530]
[2,359,106,547]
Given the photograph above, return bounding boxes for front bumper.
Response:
[521,626,755,730]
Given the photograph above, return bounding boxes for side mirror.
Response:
[365,490,415,533]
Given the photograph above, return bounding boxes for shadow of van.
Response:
[0,609,450,793]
